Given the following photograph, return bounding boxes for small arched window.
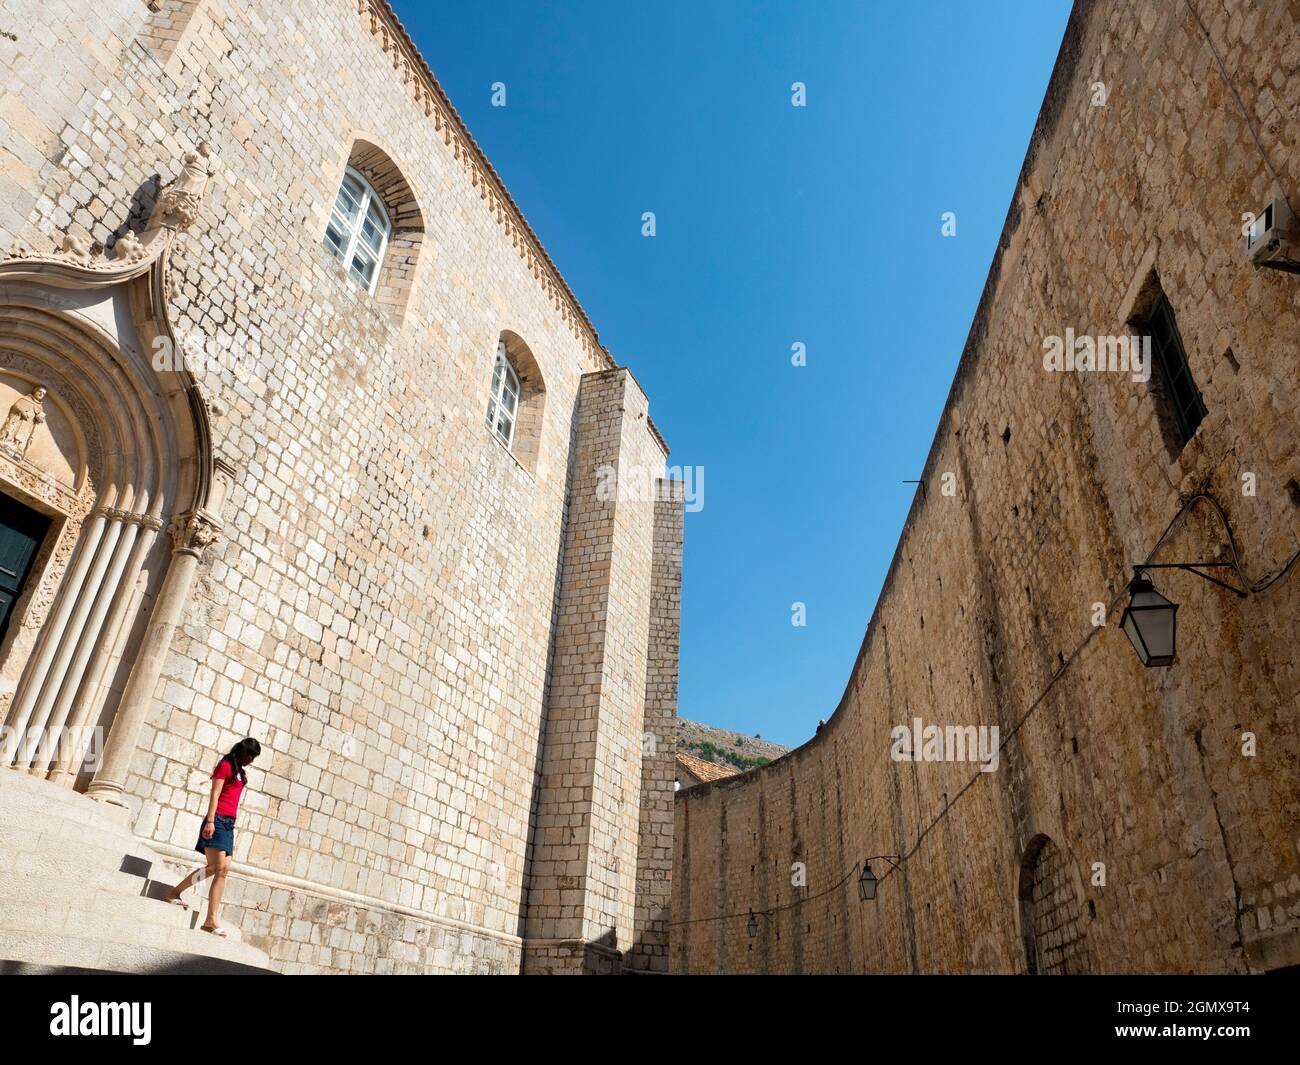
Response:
[485,332,545,476]
[323,166,391,295]
[486,342,521,449]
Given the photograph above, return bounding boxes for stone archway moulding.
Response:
[0,140,235,811]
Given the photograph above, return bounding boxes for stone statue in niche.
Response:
[0,386,48,459]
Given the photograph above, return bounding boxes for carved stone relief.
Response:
[0,365,88,495]
[0,386,46,459]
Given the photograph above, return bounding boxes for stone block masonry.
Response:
[672,0,1300,975]
[0,0,678,973]
[626,478,683,973]
[521,369,667,974]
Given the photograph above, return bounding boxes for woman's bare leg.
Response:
[201,850,231,930]
[164,851,220,903]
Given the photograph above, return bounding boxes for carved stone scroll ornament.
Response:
[0,386,47,459]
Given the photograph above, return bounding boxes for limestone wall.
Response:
[521,368,664,973]
[627,479,683,973]
[0,0,150,249]
[0,0,672,972]
[672,0,1300,975]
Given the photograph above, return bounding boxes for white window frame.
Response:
[322,165,391,296]
[486,343,521,450]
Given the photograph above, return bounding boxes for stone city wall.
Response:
[672,0,1300,975]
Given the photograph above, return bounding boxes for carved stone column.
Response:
[86,509,221,809]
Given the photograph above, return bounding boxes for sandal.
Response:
[201,924,229,938]
[164,895,189,911]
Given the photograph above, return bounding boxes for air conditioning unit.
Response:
[1244,197,1300,272]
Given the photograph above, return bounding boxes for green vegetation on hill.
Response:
[688,741,771,773]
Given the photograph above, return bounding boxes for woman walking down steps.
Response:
[163,738,261,938]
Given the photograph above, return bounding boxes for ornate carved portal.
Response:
[0,139,231,800]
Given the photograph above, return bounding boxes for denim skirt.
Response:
[195,814,236,856]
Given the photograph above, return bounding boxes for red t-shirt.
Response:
[212,759,245,818]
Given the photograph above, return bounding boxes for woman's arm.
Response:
[201,778,222,839]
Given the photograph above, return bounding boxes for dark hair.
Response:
[218,737,261,784]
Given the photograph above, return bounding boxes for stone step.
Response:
[2,817,214,900]
[0,867,245,943]
[0,865,144,900]
[5,844,157,886]
[0,930,273,975]
[0,765,72,789]
[0,764,87,787]
[1,776,134,829]
[0,802,147,847]
[0,772,212,875]
[0,897,265,967]
[0,768,269,971]
[0,820,166,878]
[2,858,249,947]
[0,765,109,803]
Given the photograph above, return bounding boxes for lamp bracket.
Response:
[1256,259,1300,275]
[1132,563,1248,599]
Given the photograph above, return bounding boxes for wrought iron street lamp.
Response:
[859,855,902,901]
[1119,575,1177,667]
[1119,563,1245,668]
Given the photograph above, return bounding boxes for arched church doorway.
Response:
[0,137,228,806]
[0,287,221,800]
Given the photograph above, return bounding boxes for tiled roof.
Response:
[676,751,738,785]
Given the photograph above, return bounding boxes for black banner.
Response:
[0,971,1291,1052]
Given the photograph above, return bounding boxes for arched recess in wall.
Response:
[1017,833,1091,975]
[327,139,426,322]
[495,330,546,476]
[0,140,228,796]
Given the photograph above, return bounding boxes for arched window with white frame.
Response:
[485,332,545,477]
[486,342,520,449]
[323,166,391,295]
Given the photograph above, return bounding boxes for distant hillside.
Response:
[675,717,791,774]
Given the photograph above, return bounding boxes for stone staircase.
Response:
[0,766,276,974]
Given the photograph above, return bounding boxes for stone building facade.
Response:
[0,0,679,974]
[673,0,1299,974]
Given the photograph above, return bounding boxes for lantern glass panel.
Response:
[1120,581,1177,667]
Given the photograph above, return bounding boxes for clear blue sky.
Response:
[393,0,1073,748]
